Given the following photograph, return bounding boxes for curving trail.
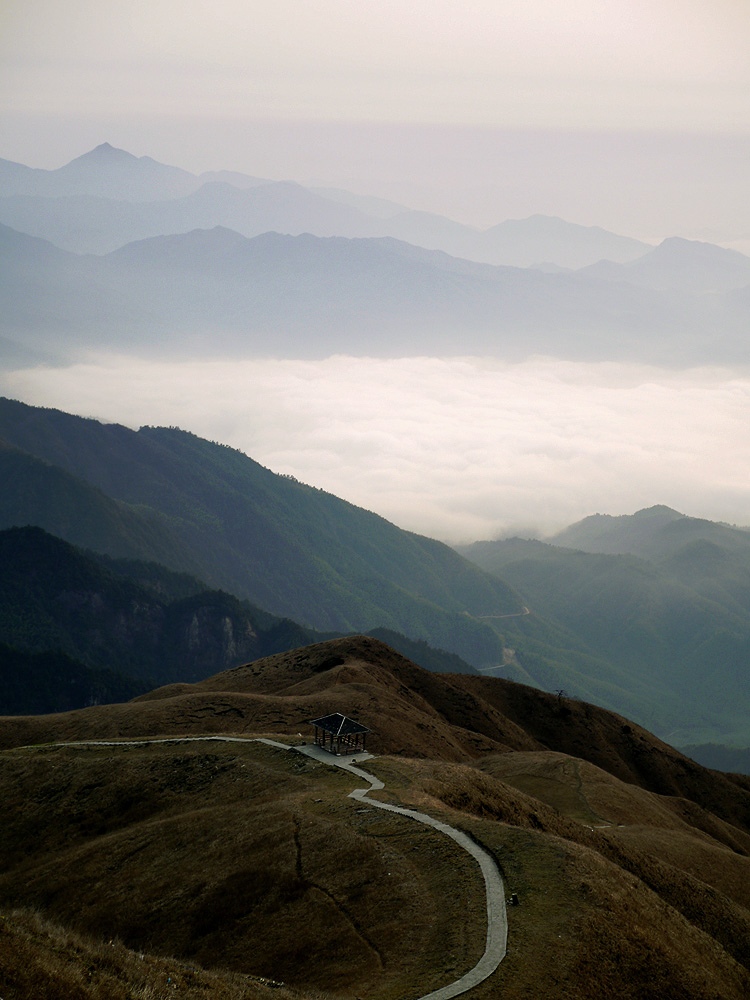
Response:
[294,742,508,1000]
[37,735,508,999]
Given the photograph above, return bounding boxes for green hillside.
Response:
[0,397,520,666]
[552,505,750,561]
[0,397,693,721]
[553,506,750,619]
[0,525,484,714]
[458,533,750,744]
[0,440,196,569]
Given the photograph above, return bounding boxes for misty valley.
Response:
[1,143,750,1000]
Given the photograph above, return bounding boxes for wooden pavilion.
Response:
[309,713,370,755]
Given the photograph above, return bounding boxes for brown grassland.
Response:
[1,635,750,999]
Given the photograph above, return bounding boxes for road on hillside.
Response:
[297,744,508,1000]
[33,735,508,1000]
[476,606,530,619]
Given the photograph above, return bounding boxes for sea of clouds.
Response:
[3,353,749,542]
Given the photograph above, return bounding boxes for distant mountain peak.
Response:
[69,143,139,165]
[653,236,750,264]
[632,504,684,520]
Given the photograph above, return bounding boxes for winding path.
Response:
[294,743,507,1000]
[37,735,508,999]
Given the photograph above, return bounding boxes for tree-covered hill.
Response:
[0,644,149,715]
[457,531,750,745]
[0,439,197,569]
[0,526,317,696]
[0,397,521,667]
[0,525,483,715]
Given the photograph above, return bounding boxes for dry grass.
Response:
[3,637,750,999]
[362,754,750,1000]
[0,740,487,1000]
[0,906,322,1000]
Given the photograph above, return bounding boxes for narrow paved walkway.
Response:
[35,735,508,999]
[295,743,508,1000]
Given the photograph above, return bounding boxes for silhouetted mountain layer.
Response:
[0,143,251,201]
[550,504,750,559]
[1,222,740,364]
[0,144,652,268]
[582,236,750,293]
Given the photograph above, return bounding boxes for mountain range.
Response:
[582,236,750,293]
[2,220,744,366]
[0,143,652,267]
[457,506,750,749]
[0,525,314,697]
[3,397,750,753]
[0,142,268,202]
[0,522,481,715]
[0,397,514,669]
[3,143,749,366]
[3,142,750,1000]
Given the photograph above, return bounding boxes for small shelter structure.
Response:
[309,713,370,755]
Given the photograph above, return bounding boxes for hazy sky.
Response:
[2,2,750,542]
[2,1,750,235]
[3,354,749,542]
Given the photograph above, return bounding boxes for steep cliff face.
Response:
[163,595,261,681]
[0,527,307,706]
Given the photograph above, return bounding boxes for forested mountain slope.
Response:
[0,398,519,666]
[458,526,750,745]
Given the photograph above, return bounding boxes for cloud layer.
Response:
[3,354,749,542]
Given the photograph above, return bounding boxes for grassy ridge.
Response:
[1,722,748,999]
[2,636,750,997]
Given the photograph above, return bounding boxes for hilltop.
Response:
[1,635,749,999]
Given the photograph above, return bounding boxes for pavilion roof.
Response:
[309,712,370,736]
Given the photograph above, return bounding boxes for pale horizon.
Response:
[2,0,750,238]
[2,1,750,541]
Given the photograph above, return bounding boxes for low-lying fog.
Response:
[3,353,749,543]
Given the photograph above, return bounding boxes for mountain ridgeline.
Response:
[2,221,745,366]
[0,398,519,670]
[4,144,750,1000]
[2,143,750,368]
[0,143,652,265]
[4,398,750,749]
[0,525,319,708]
